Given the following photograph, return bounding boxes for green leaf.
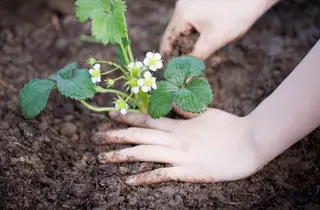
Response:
[164,56,205,86]
[148,81,177,119]
[75,0,108,22]
[186,77,213,105]
[49,62,77,81]
[19,79,56,119]
[76,0,128,45]
[55,69,95,100]
[173,77,213,113]
[116,37,130,65]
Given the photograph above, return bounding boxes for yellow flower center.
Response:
[149,58,157,65]
[92,70,99,77]
[117,100,127,109]
[129,78,138,87]
[131,67,140,76]
[144,78,152,86]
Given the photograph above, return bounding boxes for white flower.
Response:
[127,61,143,77]
[89,64,101,84]
[143,52,163,71]
[138,71,157,92]
[131,86,140,94]
[115,98,129,115]
[125,78,140,94]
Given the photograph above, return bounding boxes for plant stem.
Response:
[97,61,127,75]
[101,67,119,75]
[126,92,134,102]
[119,42,130,65]
[80,100,140,113]
[127,45,134,62]
[126,34,134,62]
[95,86,128,98]
[114,76,124,81]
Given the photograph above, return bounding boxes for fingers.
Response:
[126,167,182,186]
[108,111,179,132]
[94,127,173,146]
[189,29,225,60]
[160,2,191,57]
[97,145,182,164]
[125,167,219,186]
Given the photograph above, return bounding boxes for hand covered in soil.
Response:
[160,0,279,60]
[94,109,263,186]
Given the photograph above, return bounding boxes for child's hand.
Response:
[94,109,263,186]
[160,0,276,60]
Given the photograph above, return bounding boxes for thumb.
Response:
[190,30,224,60]
[172,103,198,119]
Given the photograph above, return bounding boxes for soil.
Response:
[1,0,320,209]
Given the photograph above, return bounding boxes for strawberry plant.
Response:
[19,0,213,119]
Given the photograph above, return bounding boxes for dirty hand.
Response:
[94,109,262,186]
[160,0,277,60]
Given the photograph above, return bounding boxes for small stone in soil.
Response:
[60,122,77,136]
[23,126,35,138]
[38,121,48,131]
[119,166,128,174]
[0,122,10,129]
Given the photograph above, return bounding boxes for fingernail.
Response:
[126,176,137,185]
[109,111,120,120]
[97,152,107,163]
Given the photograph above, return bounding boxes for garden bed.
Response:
[0,0,319,209]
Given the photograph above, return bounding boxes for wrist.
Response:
[244,112,280,168]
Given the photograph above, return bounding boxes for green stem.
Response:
[120,42,130,65]
[95,86,128,98]
[101,67,119,75]
[97,61,127,75]
[80,100,140,113]
[126,92,134,102]
[126,34,134,62]
[114,76,124,81]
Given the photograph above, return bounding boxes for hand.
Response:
[160,0,275,60]
[94,109,264,186]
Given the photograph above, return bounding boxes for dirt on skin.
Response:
[1,0,320,209]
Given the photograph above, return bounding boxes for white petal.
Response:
[89,69,94,75]
[115,103,119,109]
[91,77,97,83]
[149,64,157,71]
[138,79,144,86]
[156,61,163,69]
[143,58,150,66]
[154,53,161,60]
[146,52,153,59]
[144,71,152,79]
[120,108,127,115]
[132,86,139,93]
[141,86,149,92]
[94,63,101,70]
[96,76,101,82]
[152,83,157,89]
[136,61,143,68]
[128,62,134,69]
[151,77,156,83]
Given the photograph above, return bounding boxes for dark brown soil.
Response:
[1,0,320,209]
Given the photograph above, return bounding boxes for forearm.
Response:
[248,40,320,165]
